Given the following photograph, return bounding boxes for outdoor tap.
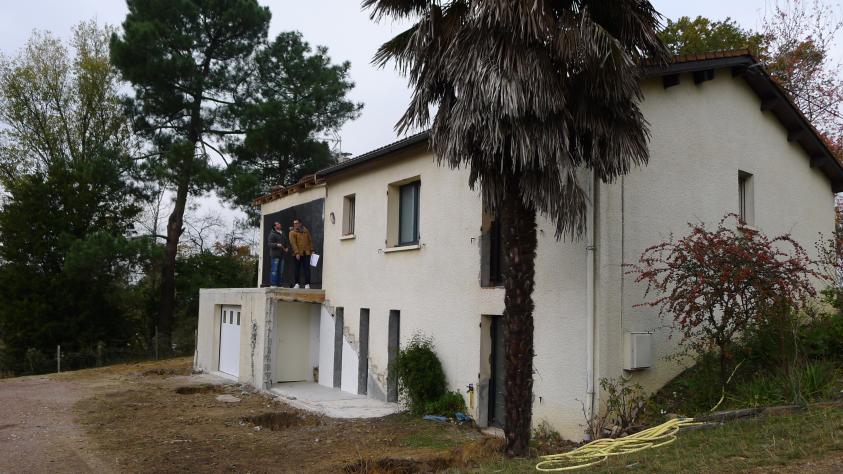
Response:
[467,383,475,410]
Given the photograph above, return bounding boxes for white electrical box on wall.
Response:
[624,332,652,371]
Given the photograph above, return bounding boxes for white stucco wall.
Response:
[319,146,591,439]
[596,70,836,395]
[207,66,836,441]
[318,305,335,388]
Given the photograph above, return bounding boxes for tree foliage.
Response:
[111,1,360,348]
[761,0,843,155]
[365,0,667,455]
[0,23,148,374]
[0,21,135,185]
[627,214,824,387]
[660,16,764,56]
[225,31,361,215]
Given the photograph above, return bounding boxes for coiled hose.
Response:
[535,417,703,471]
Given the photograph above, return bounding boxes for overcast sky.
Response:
[3,0,835,157]
[1,1,839,227]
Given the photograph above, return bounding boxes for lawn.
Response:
[465,405,843,473]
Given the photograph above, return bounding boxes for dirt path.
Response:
[0,358,491,473]
[0,375,111,473]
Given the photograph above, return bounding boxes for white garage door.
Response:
[218,305,241,377]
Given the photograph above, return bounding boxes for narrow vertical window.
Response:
[398,181,420,245]
[342,194,356,236]
[738,171,754,225]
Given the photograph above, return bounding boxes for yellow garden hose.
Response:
[535,417,703,471]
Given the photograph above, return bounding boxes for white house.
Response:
[194,51,842,440]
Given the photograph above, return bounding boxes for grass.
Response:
[461,406,843,473]
[401,431,461,450]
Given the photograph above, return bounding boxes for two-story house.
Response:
[194,51,842,440]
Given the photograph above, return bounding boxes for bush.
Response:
[628,214,824,388]
[424,390,466,416]
[394,334,447,415]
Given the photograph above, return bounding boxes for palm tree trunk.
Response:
[500,181,537,457]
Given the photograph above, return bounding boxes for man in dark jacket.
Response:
[268,221,288,287]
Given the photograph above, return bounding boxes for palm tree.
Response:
[364,0,668,455]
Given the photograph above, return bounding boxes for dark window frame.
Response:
[489,216,504,286]
[398,181,420,246]
[343,194,356,236]
[738,170,753,223]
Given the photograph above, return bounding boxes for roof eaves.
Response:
[317,130,430,179]
[309,50,842,195]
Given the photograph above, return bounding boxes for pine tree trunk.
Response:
[158,179,189,355]
[500,183,537,457]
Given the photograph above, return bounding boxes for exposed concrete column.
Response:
[358,309,370,395]
[333,307,344,388]
[263,296,275,389]
[387,310,400,402]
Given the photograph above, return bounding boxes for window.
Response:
[342,194,356,236]
[386,177,421,249]
[481,210,507,287]
[398,181,420,245]
[738,171,754,225]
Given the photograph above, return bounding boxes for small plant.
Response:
[394,333,447,415]
[583,377,647,439]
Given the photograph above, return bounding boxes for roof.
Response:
[318,131,431,178]
[252,174,325,206]
[261,50,843,202]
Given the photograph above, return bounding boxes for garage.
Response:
[218,305,241,377]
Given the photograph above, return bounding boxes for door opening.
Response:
[488,315,506,428]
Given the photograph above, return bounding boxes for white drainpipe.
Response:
[585,170,597,418]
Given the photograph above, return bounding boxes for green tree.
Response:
[0,23,146,373]
[364,0,667,455]
[225,31,361,217]
[659,16,764,56]
[111,1,360,348]
[110,0,271,353]
[172,239,257,348]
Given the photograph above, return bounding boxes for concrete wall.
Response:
[595,71,836,396]
[196,288,268,387]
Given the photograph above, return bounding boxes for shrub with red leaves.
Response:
[627,214,827,386]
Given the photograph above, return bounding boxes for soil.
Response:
[3,358,839,473]
[0,358,493,473]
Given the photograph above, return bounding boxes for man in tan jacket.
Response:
[289,218,314,289]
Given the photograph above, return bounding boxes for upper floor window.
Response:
[481,211,507,287]
[398,181,420,245]
[342,194,356,236]
[738,170,754,225]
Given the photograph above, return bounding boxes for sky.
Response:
[0,1,839,227]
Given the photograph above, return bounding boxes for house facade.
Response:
[194,51,842,440]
